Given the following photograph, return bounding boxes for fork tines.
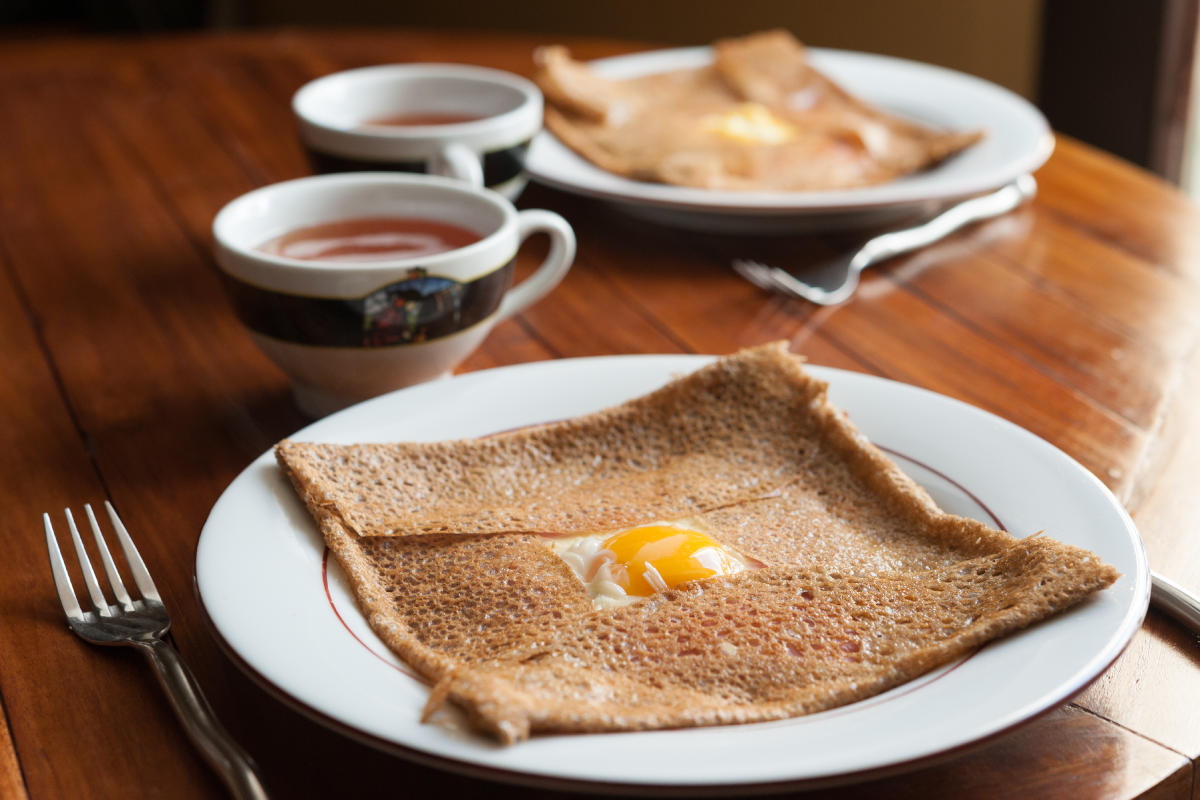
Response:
[732,259,806,296]
[44,502,160,620]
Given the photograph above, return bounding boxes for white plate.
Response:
[525,47,1054,232]
[196,356,1147,793]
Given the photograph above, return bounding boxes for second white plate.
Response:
[526,47,1054,232]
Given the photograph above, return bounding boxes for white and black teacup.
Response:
[293,64,542,200]
[212,172,574,416]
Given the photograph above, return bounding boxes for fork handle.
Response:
[857,174,1038,267]
[1151,571,1200,632]
[140,640,270,799]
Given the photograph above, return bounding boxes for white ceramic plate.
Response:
[525,47,1054,232]
[196,356,1147,793]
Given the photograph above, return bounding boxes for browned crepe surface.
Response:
[276,343,830,538]
[534,29,983,191]
[276,342,1118,743]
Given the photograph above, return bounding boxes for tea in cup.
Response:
[293,64,542,200]
[212,172,575,416]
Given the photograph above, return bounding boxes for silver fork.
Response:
[1151,571,1200,632]
[732,174,1038,305]
[44,503,269,799]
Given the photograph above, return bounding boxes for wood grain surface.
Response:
[2,28,1199,800]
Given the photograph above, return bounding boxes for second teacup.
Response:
[212,172,574,416]
[293,64,542,200]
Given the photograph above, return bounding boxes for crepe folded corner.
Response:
[276,341,834,538]
[531,29,984,192]
[276,342,1119,743]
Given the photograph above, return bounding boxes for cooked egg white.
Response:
[700,103,796,144]
[553,520,749,609]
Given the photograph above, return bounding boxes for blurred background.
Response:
[6,0,1199,195]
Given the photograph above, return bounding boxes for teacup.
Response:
[293,64,542,200]
[212,172,575,417]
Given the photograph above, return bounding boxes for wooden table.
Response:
[3,28,1200,800]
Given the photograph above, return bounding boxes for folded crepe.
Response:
[277,342,1117,743]
[534,29,983,191]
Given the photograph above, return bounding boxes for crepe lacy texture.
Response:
[275,341,830,537]
[317,512,1116,743]
[534,30,982,192]
[354,533,594,663]
[700,474,1014,574]
[431,539,1116,742]
[276,342,1120,743]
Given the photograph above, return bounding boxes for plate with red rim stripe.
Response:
[196,355,1147,793]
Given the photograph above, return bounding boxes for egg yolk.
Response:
[701,103,796,144]
[601,525,740,596]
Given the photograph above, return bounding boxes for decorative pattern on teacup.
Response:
[222,261,514,348]
[306,140,531,190]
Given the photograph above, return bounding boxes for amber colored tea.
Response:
[258,217,482,263]
[362,112,485,127]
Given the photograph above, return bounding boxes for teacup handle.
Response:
[497,210,576,321]
[429,142,485,187]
